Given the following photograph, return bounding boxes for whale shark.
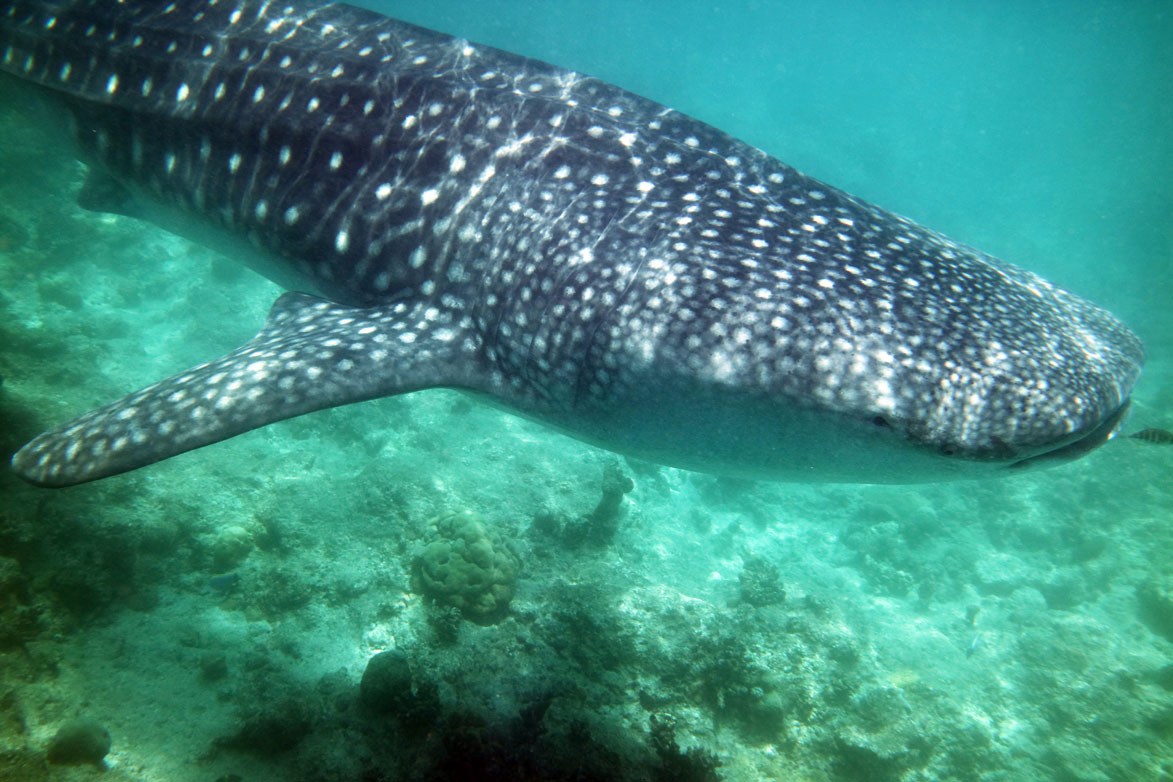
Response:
[1,1,1143,486]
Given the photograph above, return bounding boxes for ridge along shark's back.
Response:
[1,0,1143,486]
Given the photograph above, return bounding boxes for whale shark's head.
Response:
[599,251,1142,483]
[871,277,1140,476]
[576,176,1144,484]
[798,275,1142,481]
[811,246,1143,479]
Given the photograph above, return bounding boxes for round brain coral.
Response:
[414,510,520,624]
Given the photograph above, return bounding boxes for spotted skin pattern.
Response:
[1,1,1144,486]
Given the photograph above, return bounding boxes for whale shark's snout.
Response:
[903,389,1135,471]
[850,263,1144,476]
[1004,399,1132,470]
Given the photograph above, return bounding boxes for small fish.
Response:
[965,633,982,658]
[1129,428,1173,445]
[207,573,240,594]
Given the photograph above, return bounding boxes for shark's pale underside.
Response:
[0,1,1144,486]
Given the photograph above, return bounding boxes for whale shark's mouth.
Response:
[1006,399,1132,471]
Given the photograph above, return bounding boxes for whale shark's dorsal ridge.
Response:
[2,1,1143,486]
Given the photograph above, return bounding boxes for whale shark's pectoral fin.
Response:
[11,292,479,487]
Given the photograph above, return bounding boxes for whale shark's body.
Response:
[1,1,1143,486]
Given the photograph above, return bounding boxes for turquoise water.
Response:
[0,3,1170,781]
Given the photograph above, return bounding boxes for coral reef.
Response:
[562,460,635,547]
[207,525,255,572]
[414,510,520,624]
[359,650,441,729]
[532,460,636,548]
[648,714,722,782]
[736,555,785,608]
[45,717,110,766]
[215,699,312,757]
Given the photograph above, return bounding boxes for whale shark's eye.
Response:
[871,416,890,428]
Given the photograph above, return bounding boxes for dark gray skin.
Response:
[1,1,1143,486]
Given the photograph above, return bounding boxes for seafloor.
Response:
[1,9,1171,782]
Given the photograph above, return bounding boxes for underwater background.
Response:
[0,1,1170,780]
